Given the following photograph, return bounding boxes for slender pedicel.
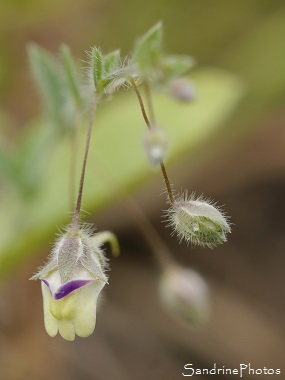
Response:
[72,96,98,229]
[129,78,174,205]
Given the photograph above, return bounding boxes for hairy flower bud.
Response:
[159,265,209,325]
[30,226,112,341]
[166,194,231,248]
[143,127,168,166]
[170,78,196,102]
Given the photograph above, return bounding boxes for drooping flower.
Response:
[159,264,210,326]
[30,226,112,341]
[166,193,231,248]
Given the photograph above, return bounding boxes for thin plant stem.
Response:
[69,123,79,210]
[159,162,174,204]
[144,81,156,126]
[130,78,174,205]
[69,133,76,209]
[72,97,98,229]
[130,78,151,128]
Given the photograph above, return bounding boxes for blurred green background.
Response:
[0,0,285,379]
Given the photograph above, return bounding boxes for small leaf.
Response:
[103,50,120,77]
[28,44,67,131]
[90,47,104,91]
[133,22,163,72]
[161,54,196,79]
[59,44,83,108]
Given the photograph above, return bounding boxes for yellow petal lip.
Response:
[58,319,76,341]
[41,277,106,340]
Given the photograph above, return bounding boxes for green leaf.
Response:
[59,44,83,108]
[90,47,104,91]
[28,44,67,131]
[0,69,244,276]
[161,54,196,79]
[133,22,163,72]
[103,50,121,77]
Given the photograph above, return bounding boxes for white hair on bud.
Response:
[165,191,231,248]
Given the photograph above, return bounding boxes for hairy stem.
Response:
[72,97,98,229]
[130,78,174,204]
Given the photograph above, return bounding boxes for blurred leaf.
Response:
[28,44,67,131]
[0,68,244,276]
[161,55,196,80]
[59,44,83,109]
[133,22,163,72]
[29,44,85,134]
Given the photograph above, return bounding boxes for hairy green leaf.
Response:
[90,47,104,91]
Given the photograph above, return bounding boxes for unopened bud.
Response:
[143,127,168,166]
[170,78,196,102]
[159,265,209,326]
[167,194,231,248]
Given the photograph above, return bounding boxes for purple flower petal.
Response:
[42,279,94,299]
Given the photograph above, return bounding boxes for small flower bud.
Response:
[170,78,196,102]
[167,194,231,248]
[159,265,209,326]
[143,127,168,166]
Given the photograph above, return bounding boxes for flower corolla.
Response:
[31,226,108,341]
